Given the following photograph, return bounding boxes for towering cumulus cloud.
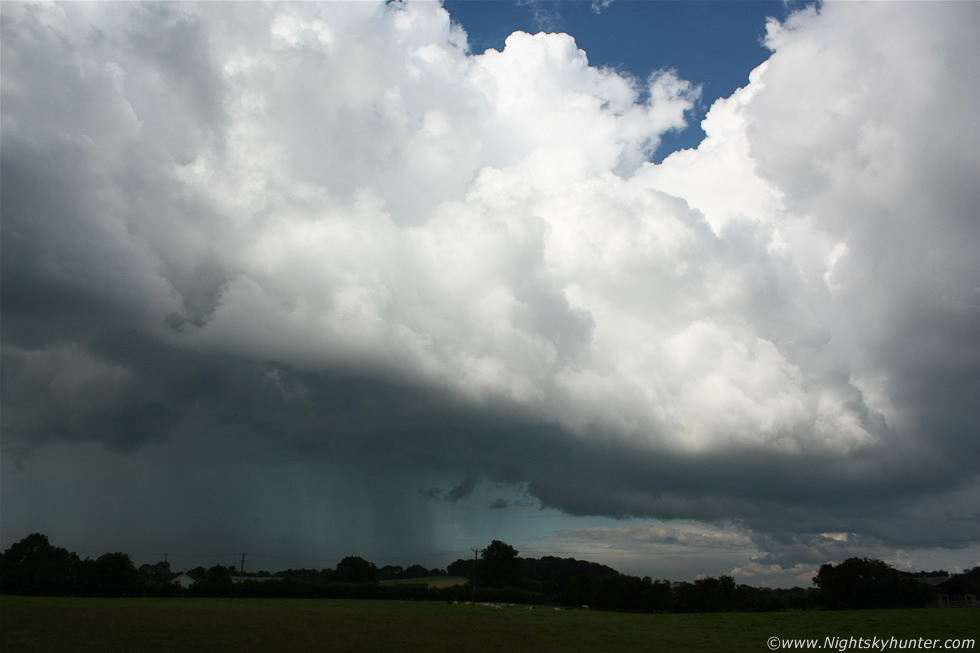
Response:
[2,1,977,575]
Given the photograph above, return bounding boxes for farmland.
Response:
[379,575,467,589]
[1,597,977,652]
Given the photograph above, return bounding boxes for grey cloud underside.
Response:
[422,473,481,503]
[2,329,974,547]
[2,0,979,561]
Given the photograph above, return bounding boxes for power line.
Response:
[470,548,483,604]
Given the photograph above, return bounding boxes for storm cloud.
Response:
[2,1,978,581]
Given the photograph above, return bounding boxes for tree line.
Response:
[2,533,976,612]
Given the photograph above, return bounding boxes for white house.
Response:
[170,573,196,589]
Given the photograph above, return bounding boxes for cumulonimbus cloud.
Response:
[2,1,978,560]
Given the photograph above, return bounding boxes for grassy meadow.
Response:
[1,596,977,652]
[379,575,467,589]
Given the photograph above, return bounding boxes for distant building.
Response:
[916,576,978,607]
[171,573,196,589]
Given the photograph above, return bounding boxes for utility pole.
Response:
[470,548,482,605]
[162,552,169,564]
[240,552,246,577]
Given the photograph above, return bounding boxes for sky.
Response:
[1,0,979,588]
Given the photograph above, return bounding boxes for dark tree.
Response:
[481,540,521,588]
[379,565,404,581]
[74,558,99,595]
[814,557,934,609]
[187,564,234,596]
[0,533,80,595]
[687,575,738,612]
[94,552,141,596]
[279,568,327,583]
[400,564,429,579]
[334,556,378,584]
[206,564,234,584]
[187,566,208,581]
[139,561,172,582]
[613,574,645,610]
[644,578,673,612]
[447,558,476,578]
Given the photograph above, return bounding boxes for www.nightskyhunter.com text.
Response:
[768,636,976,651]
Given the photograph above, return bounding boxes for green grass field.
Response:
[1,597,976,652]
[379,575,467,588]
